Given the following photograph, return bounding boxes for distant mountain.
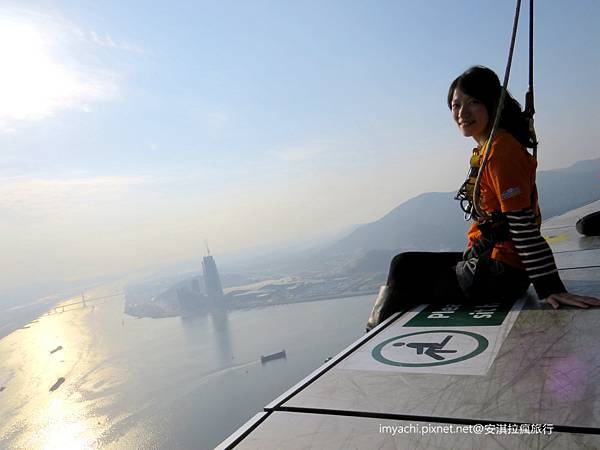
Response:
[327,191,467,256]
[326,158,600,263]
[537,158,600,219]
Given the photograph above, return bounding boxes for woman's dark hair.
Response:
[447,66,535,148]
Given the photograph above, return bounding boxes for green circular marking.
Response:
[372,330,489,367]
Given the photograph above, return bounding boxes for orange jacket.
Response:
[466,129,540,268]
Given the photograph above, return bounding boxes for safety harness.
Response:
[455,0,537,231]
[455,147,483,221]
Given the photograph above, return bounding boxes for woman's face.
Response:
[451,87,489,145]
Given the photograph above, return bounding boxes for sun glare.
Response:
[0,20,76,121]
[0,18,111,124]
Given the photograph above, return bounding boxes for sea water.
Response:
[0,283,375,449]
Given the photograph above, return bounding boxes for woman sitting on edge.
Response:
[366,66,600,331]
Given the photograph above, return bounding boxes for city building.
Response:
[202,245,224,303]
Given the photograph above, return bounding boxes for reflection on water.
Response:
[0,285,115,450]
[0,283,375,449]
[209,307,233,364]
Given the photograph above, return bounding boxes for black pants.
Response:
[381,251,530,321]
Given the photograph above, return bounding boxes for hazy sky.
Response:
[1,0,599,295]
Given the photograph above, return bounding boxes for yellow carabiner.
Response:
[470,152,481,169]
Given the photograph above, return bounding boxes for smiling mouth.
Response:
[460,121,475,126]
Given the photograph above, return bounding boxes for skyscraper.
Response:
[202,244,224,303]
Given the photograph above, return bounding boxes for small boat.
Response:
[261,350,286,364]
[49,377,65,392]
[50,345,63,354]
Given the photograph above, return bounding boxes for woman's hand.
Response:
[546,292,600,309]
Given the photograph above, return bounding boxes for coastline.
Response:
[128,290,378,319]
[1,287,378,339]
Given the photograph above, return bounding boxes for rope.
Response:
[528,0,534,98]
[526,0,538,159]
[472,0,523,221]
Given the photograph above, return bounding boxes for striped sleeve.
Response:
[505,209,566,299]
